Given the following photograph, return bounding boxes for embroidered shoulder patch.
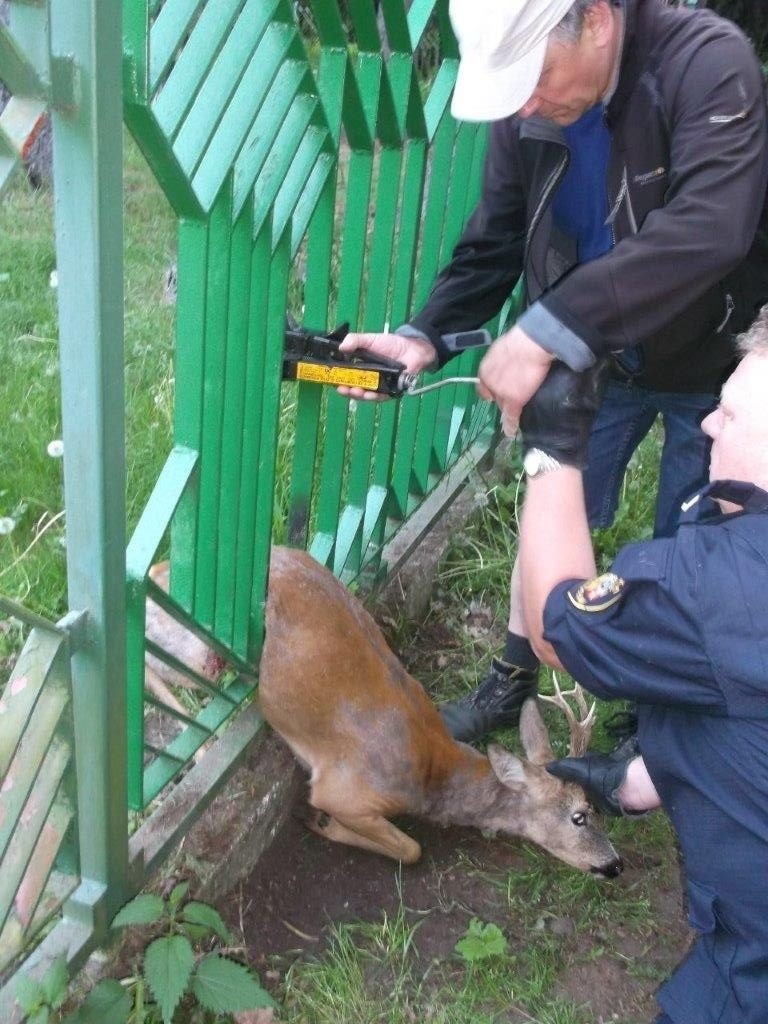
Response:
[567,572,626,612]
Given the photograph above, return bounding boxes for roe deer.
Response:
[258,546,623,877]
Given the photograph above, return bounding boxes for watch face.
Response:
[523,449,542,476]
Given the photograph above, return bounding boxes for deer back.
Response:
[259,546,478,818]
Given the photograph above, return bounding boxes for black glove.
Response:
[546,735,641,817]
[520,358,608,468]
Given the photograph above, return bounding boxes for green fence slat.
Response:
[0,23,46,97]
[406,0,439,50]
[250,90,316,237]
[354,53,383,140]
[363,146,402,331]
[332,503,365,576]
[413,107,455,307]
[345,0,380,51]
[379,0,411,51]
[0,829,76,977]
[149,0,202,93]
[289,150,335,258]
[286,174,335,549]
[314,48,346,146]
[123,0,150,104]
[272,121,326,245]
[125,569,148,811]
[126,445,199,580]
[413,121,478,484]
[213,204,253,646]
[360,484,389,554]
[232,61,308,217]
[0,747,70,935]
[193,32,303,210]
[171,217,209,610]
[385,52,422,141]
[152,0,244,138]
[307,1,346,48]
[246,234,291,659]
[423,59,458,140]
[174,12,287,181]
[0,631,66,777]
[0,693,69,858]
[231,223,271,657]
[142,677,253,803]
[193,183,233,631]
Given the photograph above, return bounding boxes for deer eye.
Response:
[571,811,587,827]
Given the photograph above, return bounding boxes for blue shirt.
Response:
[552,104,612,265]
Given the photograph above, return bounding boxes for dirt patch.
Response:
[221,768,690,1023]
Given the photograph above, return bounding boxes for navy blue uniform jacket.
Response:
[544,481,768,1024]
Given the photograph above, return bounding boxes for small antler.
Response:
[538,675,596,757]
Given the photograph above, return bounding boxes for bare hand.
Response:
[336,332,437,401]
[477,325,553,435]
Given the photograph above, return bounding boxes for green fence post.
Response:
[50,0,129,927]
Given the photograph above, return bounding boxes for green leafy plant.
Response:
[15,884,276,1024]
[454,918,509,964]
[14,957,69,1024]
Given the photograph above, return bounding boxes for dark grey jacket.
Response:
[410,0,768,392]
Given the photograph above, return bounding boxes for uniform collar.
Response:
[679,480,768,523]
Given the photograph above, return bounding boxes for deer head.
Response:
[483,691,622,877]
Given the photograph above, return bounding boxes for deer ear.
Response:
[487,743,527,789]
[519,698,555,765]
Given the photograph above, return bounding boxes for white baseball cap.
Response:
[449,0,577,122]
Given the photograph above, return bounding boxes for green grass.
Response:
[0,131,177,624]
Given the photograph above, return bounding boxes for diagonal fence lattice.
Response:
[122,0,505,809]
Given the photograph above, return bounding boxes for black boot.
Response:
[440,657,539,744]
[546,735,641,816]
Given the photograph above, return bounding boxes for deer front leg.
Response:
[306,807,422,864]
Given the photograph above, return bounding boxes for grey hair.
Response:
[552,0,601,42]
[553,0,623,42]
[736,304,768,357]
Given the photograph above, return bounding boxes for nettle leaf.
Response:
[143,935,194,1024]
[63,979,131,1024]
[180,923,210,944]
[191,954,276,1013]
[180,901,232,942]
[454,918,508,963]
[112,893,165,928]
[168,882,189,908]
[14,973,45,1014]
[42,956,69,1008]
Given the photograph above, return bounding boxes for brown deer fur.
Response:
[258,546,622,877]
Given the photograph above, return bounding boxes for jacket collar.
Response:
[605,0,645,128]
[680,480,768,523]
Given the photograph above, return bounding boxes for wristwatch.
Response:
[523,448,564,477]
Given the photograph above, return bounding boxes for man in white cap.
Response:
[338,0,768,744]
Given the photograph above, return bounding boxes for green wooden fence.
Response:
[0,0,508,1011]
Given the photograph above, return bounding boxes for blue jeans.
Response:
[583,380,716,539]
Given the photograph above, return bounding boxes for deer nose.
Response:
[591,856,624,879]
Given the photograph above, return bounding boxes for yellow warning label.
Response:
[295,361,381,390]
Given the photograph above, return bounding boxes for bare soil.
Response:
[222,773,690,1023]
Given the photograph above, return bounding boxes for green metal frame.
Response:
[0,1,516,1011]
